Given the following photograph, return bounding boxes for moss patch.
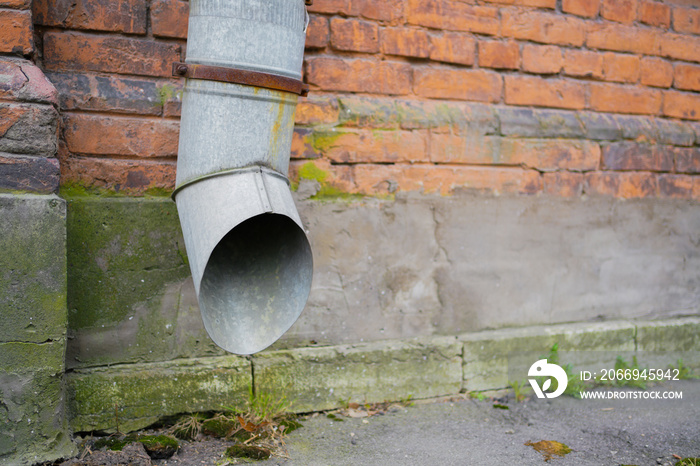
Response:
[525,440,572,461]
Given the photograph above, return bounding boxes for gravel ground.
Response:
[59,379,699,465]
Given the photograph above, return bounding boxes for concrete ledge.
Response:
[65,318,700,433]
[252,337,463,413]
[66,355,251,433]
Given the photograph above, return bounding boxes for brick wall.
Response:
[32,0,700,199]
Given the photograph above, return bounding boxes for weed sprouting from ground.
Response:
[540,343,588,398]
[509,380,531,402]
[669,359,697,380]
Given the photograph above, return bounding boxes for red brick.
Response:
[585,171,658,198]
[522,44,562,74]
[0,0,30,9]
[306,15,329,49]
[659,32,700,63]
[330,18,379,53]
[407,0,499,35]
[0,154,59,194]
[505,76,586,110]
[0,10,32,55]
[429,32,476,66]
[640,57,673,88]
[601,142,674,171]
[587,23,658,55]
[674,63,700,92]
[663,90,700,120]
[478,40,519,70]
[502,9,586,46]
[0,59,58,105]
[63,113,179,157]
[318,129,428,163]
[381,27,430,58]
[60,154,176,193]
[415,68,502,102]
[357,0,405,22]
[674,146,700,173]
[601,0,638,24]
[289,159,354,193]
[638,1,671,28]
[590,83,662,115]
[543,172,585,197]
[563,49,604,79]
[658,174,694,198]
[43,32,181,78]
[307,0,359,16]
[295,98,339,126]
[32,0,147,34]
[352,164,542,196]
[439,136,600,171]
[290,128,318,160]
[306,57,411,95]
[480,0,556,7]
[602,52,640,83]
[562,0,600,17]
[673,6,700,34]
[151,0,188,39]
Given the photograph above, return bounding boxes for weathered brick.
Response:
[357,0,405,22]
[337,96,402,129]
[658,32,700,63]
[0,154,59,194]
[674,63,700,92]
[46,72,179,116]
[445,136,600,171]
[317,129,428,163]
[352,164,542,196]
[407,0,499,35]
[33,0,147,34]
[295,97,339,126]
[673,6,700,34]
[579,112,624,140]
[562,0,600,17]
[381,27,430,58]
[43,32,181,78]
[305,15,329,49]
[429,32,476,66]
[522,44,562,74]
[656,118,695,146]
[590,83,662,115]
[478,40,519,70]
[290,128,318,160]
[602,52,640,83]
[639,1,671,28]
[663,90,700,120]
[0,9,32,55]
[601,142,674,171]
[0,0,31,9]
[415,68,502,102]
[601,0,638,24]
[563,49,604,79]
[615,114,658,141]
[289,159,354,193]
[60,154,176,192]
[481,0,556,7]
[500,107,585,138]
[151,0,188,39]
[587,23,658,55]
[675,147,700,173]
[63,113,179,157]
[640,57,673,88]
[0,58,58,105]
[306,57,411,95]
[0,103,58,157]
[307,0,359,16]
[502,9,586,46]
[330,17,379,53]
[585,171,658,198]
[505,76,586,110]
[543,171,585,196]
[658,174,694,198]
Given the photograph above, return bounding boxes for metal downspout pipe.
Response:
[173,0,313,355]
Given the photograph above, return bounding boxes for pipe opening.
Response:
[198,213,313,355]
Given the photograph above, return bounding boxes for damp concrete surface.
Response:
[258,380,699,466]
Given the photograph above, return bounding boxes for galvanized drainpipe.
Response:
[172,0,314,355]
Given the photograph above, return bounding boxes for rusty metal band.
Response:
[173,62,309,97]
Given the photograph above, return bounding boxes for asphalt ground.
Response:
[258,379,700,466]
